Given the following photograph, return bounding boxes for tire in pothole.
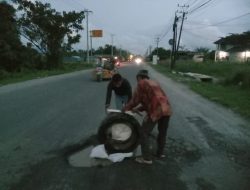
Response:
[98,112,140,154]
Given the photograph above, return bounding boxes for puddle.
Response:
[68,146,112,167]
[68,145,142,168]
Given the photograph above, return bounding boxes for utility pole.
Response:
[170,4,188,70]
[90,31,93,58]
[156,36,160,57]
[111,34,115,57]
[149,45,152,55]
[170,13,178,70]
[176,4,189,52]
[119,45,121,57]
[84,9,92,63]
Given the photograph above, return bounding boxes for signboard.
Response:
[90,30,103,37]
[168,39,173,45]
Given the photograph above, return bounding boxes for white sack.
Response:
[89,144,133,162]
[108,152,133,162]
[89,144,108,159]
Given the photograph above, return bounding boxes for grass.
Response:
[189,82,250,118]
[0,62,94,86]
[150,61,250,119]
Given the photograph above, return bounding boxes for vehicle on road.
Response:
[92,57,118,82]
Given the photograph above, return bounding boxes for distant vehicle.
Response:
[92,57,117,82]
[113,56,121,67]
[134,57,142,65]
[114,60,120,67]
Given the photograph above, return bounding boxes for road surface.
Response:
[0,62,249,190]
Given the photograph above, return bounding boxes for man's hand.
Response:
[131,107,143,116]
[131,107,139,113]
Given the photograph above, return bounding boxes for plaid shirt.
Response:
[124,79,171,121]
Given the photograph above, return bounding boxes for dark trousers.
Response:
[139,115,170,160]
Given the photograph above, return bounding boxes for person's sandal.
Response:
[135,157,153,164]
[155,154,166,159]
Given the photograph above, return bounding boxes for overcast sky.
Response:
[21,0,250,55]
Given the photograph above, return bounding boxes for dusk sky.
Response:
[16,0,250,55]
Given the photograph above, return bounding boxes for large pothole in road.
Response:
[68,145,113,167]
[67,144,142,168]
[67,112,142,167]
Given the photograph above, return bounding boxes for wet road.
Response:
[0,62,249,190]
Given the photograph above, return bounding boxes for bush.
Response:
[0,69,9,80]
[224,70,250,89]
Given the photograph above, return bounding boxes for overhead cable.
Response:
[188,0,213,15]
[186,12,250,30]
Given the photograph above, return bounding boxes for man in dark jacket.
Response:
[105,73,132,110]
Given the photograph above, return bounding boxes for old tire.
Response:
[98,112,140,154]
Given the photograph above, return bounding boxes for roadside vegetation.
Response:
[0,1,129,86]
[151,61,250,119]
[0,62,93,86]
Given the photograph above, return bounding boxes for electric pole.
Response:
[90,31,93,58]
[111,34,115,57]
[170,4,188,70]
[149,45,152,55]
[170,13,178,70]
[176,4,189,52]
[84,9,92,63]
[156,36,160,57]
[119,45,122,57]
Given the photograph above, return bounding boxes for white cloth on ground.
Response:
[90,144,133,162]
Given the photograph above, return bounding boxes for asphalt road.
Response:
[0,62,249,190]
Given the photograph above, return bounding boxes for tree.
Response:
[14,0,85,69]
[94,44,117,55]
[195,47,212,61]
[0,1,23,72]
[195,47,210,54]
[93,44,130,61]
[149,47,171,60]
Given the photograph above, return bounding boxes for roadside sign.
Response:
[90,30,103,37]
[169,39,173,45]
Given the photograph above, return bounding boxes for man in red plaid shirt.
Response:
[123,69,172,164]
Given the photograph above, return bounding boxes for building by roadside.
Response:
[214,31,250,63]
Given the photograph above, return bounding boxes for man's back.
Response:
[111,78,132,96]
[137,79,171,121]
[105,75,132,108]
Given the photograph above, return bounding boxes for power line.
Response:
[188,0,213,15]
[188,0,220,19]
[159,24,172,41]
[189,0,202,8]
[186,12,250,30]
[211,12,250,26]
[183,28,217,41]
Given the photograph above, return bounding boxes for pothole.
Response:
[67,145,112,167]
[67,145,142,168]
